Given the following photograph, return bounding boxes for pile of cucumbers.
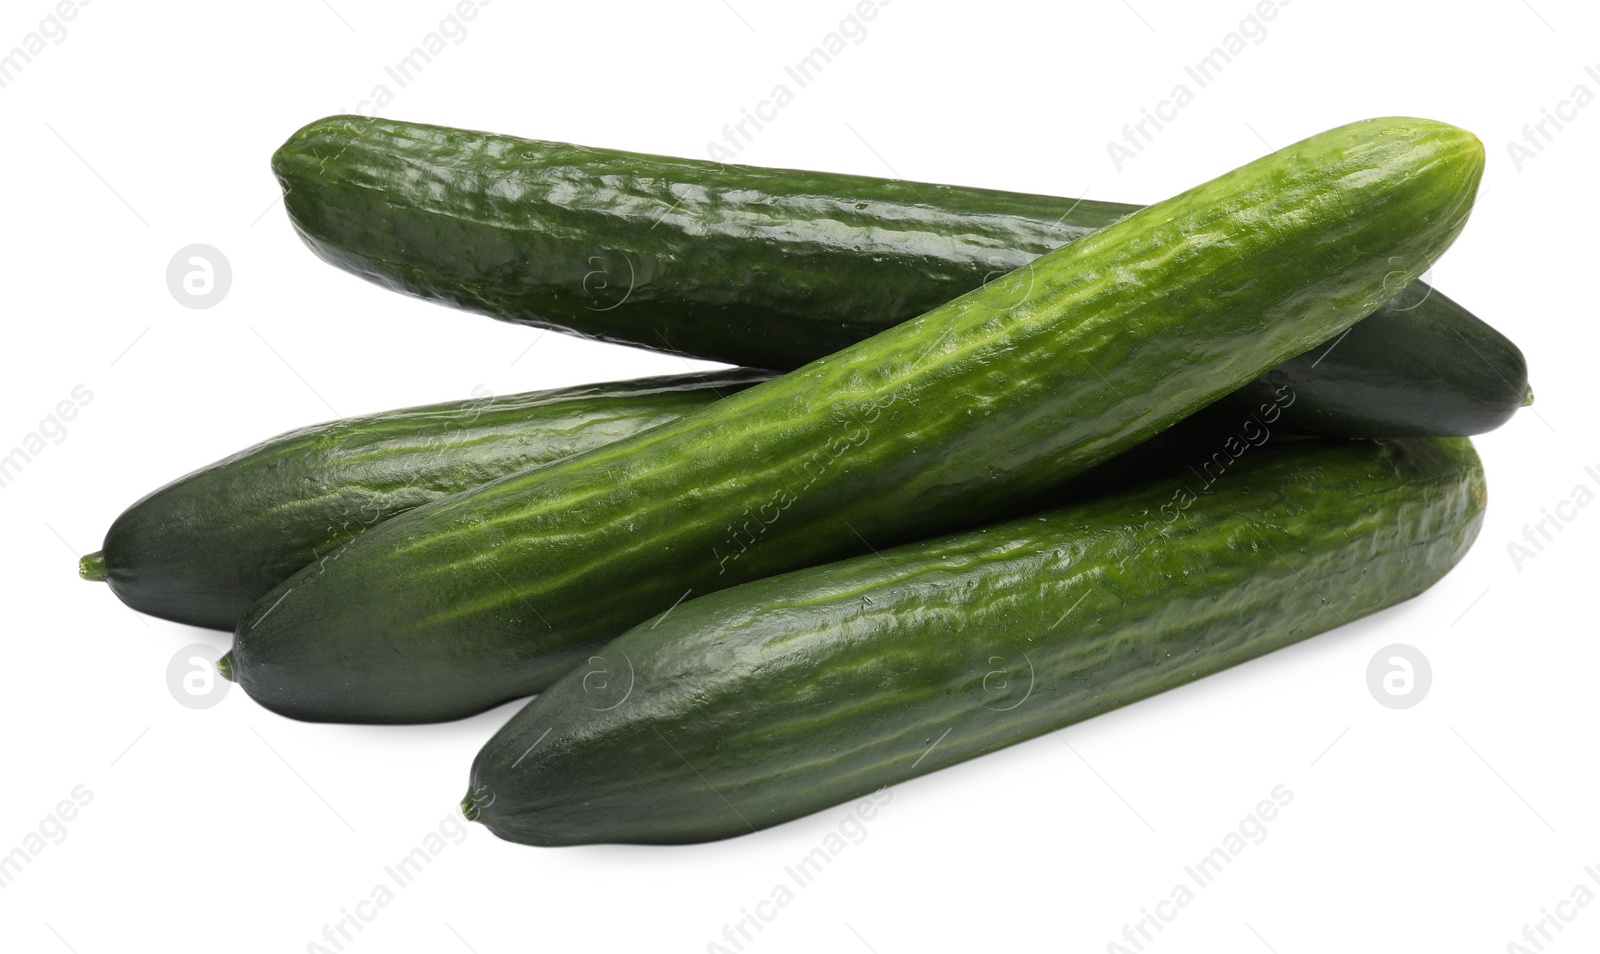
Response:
[83,115,1525,846]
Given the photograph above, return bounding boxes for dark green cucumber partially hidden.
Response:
[84,370,767,630]
[274,115,1527,435]
[1207,284,1531,436]
[465,436,1486,845]
[230,119,1484,724]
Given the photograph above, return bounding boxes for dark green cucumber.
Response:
[84,369,767,630]
[464,436,1486,845]
[274,115,1527,435]
[232,118,1484,724]
[1208,284,1531,436]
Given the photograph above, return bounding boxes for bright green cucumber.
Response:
[464,436,1486,845]
[231,118,1484,724]
[83,370,767,630]
[274,115,1526,435]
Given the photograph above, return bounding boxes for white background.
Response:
[2,1,1595,951]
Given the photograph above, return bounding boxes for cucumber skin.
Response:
[467,437,1486,845]
[232,118,1484,724]
[274,115,1526,435]
[95,370,767,630]
[1209,284,1529,437]
[273,116,1126,370]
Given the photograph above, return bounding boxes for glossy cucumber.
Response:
[230,118,1483,724]
[82,370,766,629]
[1207,284,1530,436]
[274,115,1527,435]
[464,436,1486,845]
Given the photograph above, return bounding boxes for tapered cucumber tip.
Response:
[79,551,107,582]
[1523,384,1535,407]
[461,794,482,823]
[216,651,237,683]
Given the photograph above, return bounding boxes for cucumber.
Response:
[82,370,766,630]
[464,436,1486,845]
[274,115,1527,435]
[1207,284,1531,437]
[230,118,1484,724]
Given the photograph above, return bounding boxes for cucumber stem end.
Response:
[79,551,107,582]
[461,794,481,823]
[216,651,236,683]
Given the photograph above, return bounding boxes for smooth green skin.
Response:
[233,118,1484,724]
[274,115,1526,435]
[87,370,767,630]
[1209,284,1530,436]
[466,437,1486,846]
[1216,283,1529,435]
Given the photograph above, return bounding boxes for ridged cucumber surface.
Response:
[231,118,1484,723]
[274,115,1526,434]
[465,436,1486,845]
[84,370,765,629]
